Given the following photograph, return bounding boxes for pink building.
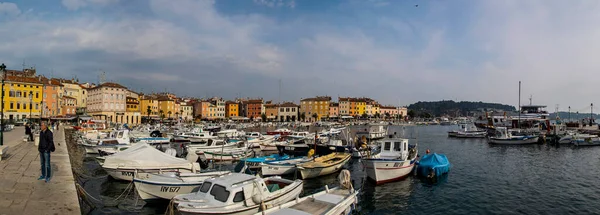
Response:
[87,82,128,123]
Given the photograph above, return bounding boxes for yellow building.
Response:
[372,104,381,117]
[300,96,331,121]
[125,90,141,124]
[226,102,239,118]
[355,99,366,116]
[3,76,44,122]
[158,97,176,119]
[140,96,159,118]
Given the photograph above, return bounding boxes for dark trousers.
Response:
[40,152,51,179]
[29,133,33,141]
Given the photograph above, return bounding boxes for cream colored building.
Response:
[60,79,87,109]
[87,82,128,124]
[180,101,194,122]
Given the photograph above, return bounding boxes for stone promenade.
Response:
[0,127,80,215]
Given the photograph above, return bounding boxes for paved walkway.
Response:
[0,127,80,215]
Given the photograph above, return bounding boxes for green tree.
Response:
[167,111,172,119]
[407,110,416,118]
[146,105,152,118]
[385,112,391,119]
[159,110,164,121]
[374,112,381,119]
[312,113,318,121]
[261,113,267,122]
[361,113,368,119]
[300,112,306,121]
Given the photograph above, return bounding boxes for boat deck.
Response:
[267,189,351,215]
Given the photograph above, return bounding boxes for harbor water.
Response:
[75,125,600,214]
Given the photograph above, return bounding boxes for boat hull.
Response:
[488,136,539,145]
[299,155,351,179]
[134,180,202,200]
[104,168,193,181]
[261,164,296,176]
[203,150,253,161]
[363,159,415,184]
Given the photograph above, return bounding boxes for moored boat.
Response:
[133,171,230,200]
[417,153,451,180]
[202,148,253,161]
[488,127,539,145]
[297,152,351,179]
[173,173,303,215]
[260,157,311,176]
[363,135,418,185]
[255,170,358,215]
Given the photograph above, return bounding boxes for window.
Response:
[233,191,245,203]
[16,103,20,109]
[36,92,39,98]
[10,102,13,109]
[200,182,212,193]
[394,142,402,151]
[209,184,230,203]
[384,142,391,151]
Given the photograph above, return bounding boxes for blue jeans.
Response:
[40,152,51,179]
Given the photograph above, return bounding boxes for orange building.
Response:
[264,103,278,121]
[300,96,331,121]
[42,78,64,117]
[225,101,239,118]
[61,96,77,116]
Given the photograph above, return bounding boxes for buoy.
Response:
[426,149,431,154]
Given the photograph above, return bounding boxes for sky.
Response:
[0,0,599,112]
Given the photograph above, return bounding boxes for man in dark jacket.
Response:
[25,123,32,141]
[38,122,55,183]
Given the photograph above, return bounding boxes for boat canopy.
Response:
[417,153,450,177]
[103,143,199,171]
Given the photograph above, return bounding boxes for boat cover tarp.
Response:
[102,143,199,171]
[417,153,450,177]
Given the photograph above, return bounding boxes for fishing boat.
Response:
[276,140,310,157]
[488,127,539,145]
[449,124,487,138]
[255,170,358,215]
[287,131,312,140]
[572,135,600,146]
[133,171,230,200]
[266,128,292,136]
[173,173,303,215]
[417,153,450,180]
[362,135,418,185]
[133,136,171,145]
[239,154,290,170]
[102,143,201,181]
[297,152,351,179]
[202,148,253,161]
[260,157,311,176]
[559,132,599,145]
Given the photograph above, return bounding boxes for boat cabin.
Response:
[246,132,262,138]
[520,105,549,119]
[289,132,310,138]
[99,130,130,145]
[216,129,242,138]
[179,173,288,207]
[376,135,410,160]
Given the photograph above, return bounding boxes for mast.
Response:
[568,106,571,122]
[591,103,594,126]
[518,81,521,129]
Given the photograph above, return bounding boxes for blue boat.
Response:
[417,153,451,180]
[237,154,291,170]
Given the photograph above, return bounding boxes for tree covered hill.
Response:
[407,100,516,117]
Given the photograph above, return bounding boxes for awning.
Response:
[341,116,354,119]
[79,116,92,121]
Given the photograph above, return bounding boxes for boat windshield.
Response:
[210,184,230,203]
[233,191,245,202]
[394,142,402,151]
[384,142,391,151]
[199,182,212,193]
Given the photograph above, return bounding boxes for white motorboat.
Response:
[363,135,418,185]
[559,132,599,145]
[187,139,240,155]
[287,131,312,140]
[215,129,245,138]
[260,157,311,176]
[356,125,387,140]
[102,143,201,181]
[173,173,303,215]
[133,171,230,200]
[82,130,131,154]
[174,131,217,142]
[297,152,351,179]
[256,185,358,215]
[488,127,539,145]
[450,124,487,138]
[202,148,253,161]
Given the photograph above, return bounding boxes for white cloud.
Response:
[253,0,296,8]
[0,2,20,16]
[61,0,118,11]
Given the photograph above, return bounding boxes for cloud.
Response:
[61,0,119,11]
[0,2,20,16]
[253,0,296,8]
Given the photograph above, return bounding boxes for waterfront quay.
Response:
[0,127,80,215]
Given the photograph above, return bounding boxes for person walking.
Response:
[38,122,55,183]
[25,123,33,141]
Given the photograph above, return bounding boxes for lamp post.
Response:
[0,63,6,146]
[29,91,33,124]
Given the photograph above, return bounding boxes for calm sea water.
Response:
[79,125,600,215]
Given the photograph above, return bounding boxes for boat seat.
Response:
[267,184,280,192]
[314,193,344,204]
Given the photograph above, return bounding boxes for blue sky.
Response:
[0,0,599,111]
